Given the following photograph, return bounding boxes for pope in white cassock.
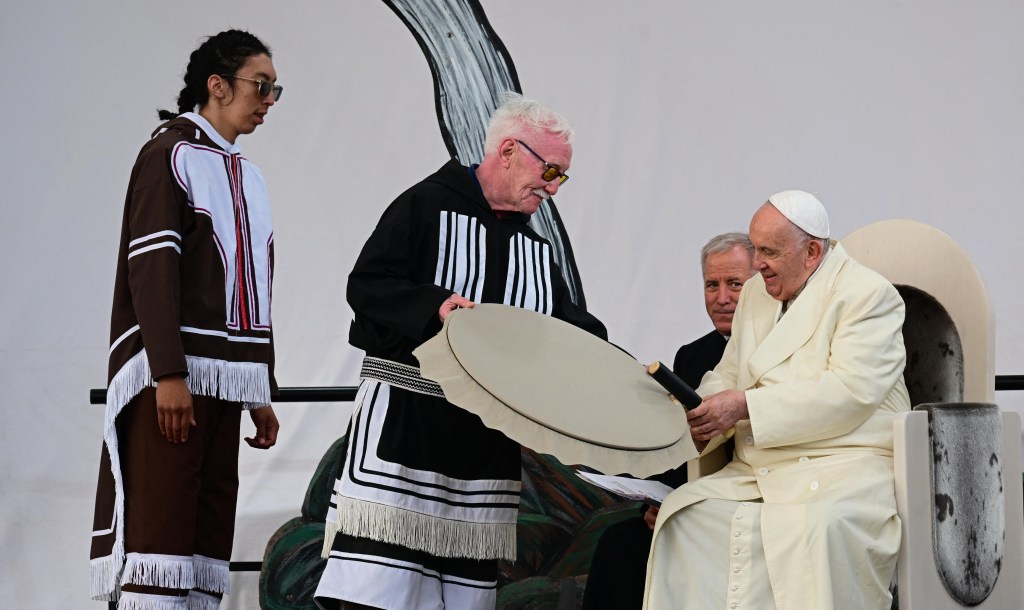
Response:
[643,191,911,610]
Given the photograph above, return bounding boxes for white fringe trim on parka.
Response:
[192,554,230,594]
[322,495,517,562]
[122,553,195,590]
[186,590,222,610]
[90,349,270,601]
[117,591,187,610]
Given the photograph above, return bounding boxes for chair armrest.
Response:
[686,444,730,480]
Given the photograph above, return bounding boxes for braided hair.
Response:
[157,29,272,121]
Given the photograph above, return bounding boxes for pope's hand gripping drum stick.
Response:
[646,361,736,440]
[646,361,702,409]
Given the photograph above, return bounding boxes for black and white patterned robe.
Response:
[322,160,606,564]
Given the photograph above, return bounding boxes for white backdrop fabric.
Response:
[1,1,1021,606]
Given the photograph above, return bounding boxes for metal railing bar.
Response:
[90,376,1024,405]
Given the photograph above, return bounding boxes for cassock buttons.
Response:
[810,481,820,491]
[799,456,809,463]
[757,467,769,475]
[744,436,753,446]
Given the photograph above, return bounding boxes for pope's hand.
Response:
[686,389,748,442]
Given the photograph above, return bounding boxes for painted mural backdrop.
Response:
[383,0,588,306]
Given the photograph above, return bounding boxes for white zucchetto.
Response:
[767,190,830,239]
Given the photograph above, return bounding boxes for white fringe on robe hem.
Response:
[104,351,271,432]
[322,496,517,561]
[117,591,187,610]
[92,350,270,600]
[186,590,222,610]
[122,553,195,590]
[322,517,340,559]
[192,554,230,594]
[91,554,121,600]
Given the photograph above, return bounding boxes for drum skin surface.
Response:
[443,304,687,450]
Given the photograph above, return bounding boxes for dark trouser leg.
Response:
[191,396,242,599]
[118,390,241,603]
[119,389,202,597]
[582,516,655,610]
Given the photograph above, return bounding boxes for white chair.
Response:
[844,219,1024,609]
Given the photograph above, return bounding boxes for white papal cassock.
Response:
[644,243,910,610]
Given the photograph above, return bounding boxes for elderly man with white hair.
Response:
[314,93,607,610]
[643,191,911,610]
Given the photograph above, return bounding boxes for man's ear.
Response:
[805,238,823,264]
[498,138,516,168]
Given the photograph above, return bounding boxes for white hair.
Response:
[483,91,575,154]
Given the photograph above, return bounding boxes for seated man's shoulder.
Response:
[673,330,727,387]
[676,330,724,355]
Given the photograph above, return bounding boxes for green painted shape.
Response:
[499,513,573,585]
[518,448,625,525]
[545,504,643,578]
[259,517,326,610]
[302,434,348,521]
[497,574,586,610]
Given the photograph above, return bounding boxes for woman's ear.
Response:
[207,74,230,103]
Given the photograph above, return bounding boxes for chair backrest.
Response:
[842,219,994,403]
[895,285,964,406]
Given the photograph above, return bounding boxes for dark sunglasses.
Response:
[515,139,569,185]
[223,75,283,101]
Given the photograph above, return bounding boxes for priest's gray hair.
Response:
[700,232,754,275]
[484,91,575,154]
